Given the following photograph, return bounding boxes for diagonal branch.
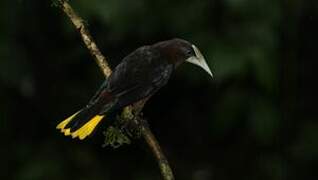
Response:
[55,1,175,180]
[58,0,112,77]
[142,123,175,180]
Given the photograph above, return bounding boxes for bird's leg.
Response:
[131,97,150,129]
[132,97,150,116]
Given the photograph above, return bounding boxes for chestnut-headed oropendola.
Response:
[56,38,213,140]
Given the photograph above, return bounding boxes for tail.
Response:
[56,108,105,140]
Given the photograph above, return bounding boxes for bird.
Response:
[56,38,213,140]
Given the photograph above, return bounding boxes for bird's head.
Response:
[154,38,213,78]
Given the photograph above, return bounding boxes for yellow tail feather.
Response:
[71,115,104,140]
[56,111,80,136]
[56,111,104,140]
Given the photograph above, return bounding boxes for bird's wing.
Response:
[106,46,174,108]
[87,79,108,107]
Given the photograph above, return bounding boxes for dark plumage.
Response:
[56,38,211,140]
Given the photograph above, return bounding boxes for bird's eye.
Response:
[186,49,193,56]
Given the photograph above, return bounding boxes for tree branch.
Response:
[56,1,175,180]
[142,123,175,180]
[58,0,112,77]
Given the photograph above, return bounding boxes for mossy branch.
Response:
[55,0,175,180]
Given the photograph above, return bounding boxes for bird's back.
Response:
[105,45,174,108]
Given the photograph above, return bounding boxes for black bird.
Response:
[56,38,213,140]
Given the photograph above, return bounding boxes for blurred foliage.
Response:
[1,0,318,179]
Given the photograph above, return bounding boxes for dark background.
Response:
[1,0,318,179]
